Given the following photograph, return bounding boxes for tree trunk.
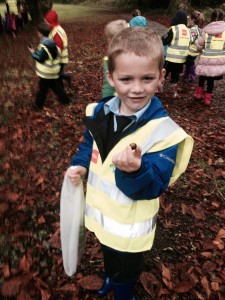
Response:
[26,0,52,24]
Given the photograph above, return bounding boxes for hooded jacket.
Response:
[196,21,225,77]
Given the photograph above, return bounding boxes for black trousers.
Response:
[101,244,144,283]
[164,61,184,83]
[35,77,70,108]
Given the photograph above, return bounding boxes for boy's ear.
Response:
[106,70,115,88]
[157,68,166,91]
[159,68,166,84]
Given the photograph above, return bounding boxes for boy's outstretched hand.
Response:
[112,144,142,173]
[67,166,87,186]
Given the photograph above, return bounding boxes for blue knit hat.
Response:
[129,16,147,27]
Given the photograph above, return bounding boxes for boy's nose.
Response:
[131,81,143,93]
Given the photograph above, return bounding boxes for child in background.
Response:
[162,11,190,98]
[194,8,225,105]
[45,9,71,87]
[184,10,204,81]
[129,9,147,27]
[101,19,128,98]
[28,22,70,109]
[171,3,188,26]
[66,27,193,299]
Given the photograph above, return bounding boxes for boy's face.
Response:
[107,52,165,115]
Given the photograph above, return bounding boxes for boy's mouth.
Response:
[129,96,145,101]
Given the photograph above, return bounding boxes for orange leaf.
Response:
[36,176,44,186]
[78,275,103,290]
[19,255,31,273]
[174,281,194,293]
[6,191,19,203]
[58,284,79,293]
[162,263,171,281]
[201,276,211,298]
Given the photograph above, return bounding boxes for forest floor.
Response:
[0,10,225,300]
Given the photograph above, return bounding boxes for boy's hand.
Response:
[67,166,87,186]
[112,144,142,173]
[28,45,35,53]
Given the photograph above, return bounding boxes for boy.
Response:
[28,22,70,109]
[66,27,193,299]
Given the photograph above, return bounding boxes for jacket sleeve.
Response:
[162,28,173,46]
[114,144,178,200]
[197,33,205,52]
[32,47,49,63]
[70,128,93,173]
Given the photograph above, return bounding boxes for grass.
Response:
[0,3,115,22]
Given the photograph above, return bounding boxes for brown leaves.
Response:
[1,10,225,300]
[78,275,103,290]
[1,274,33,297]
[6,191,20,203]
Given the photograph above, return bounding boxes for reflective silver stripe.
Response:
[174,26,179,46]
[202,50,225,57]
[169,45,189,50]
[141,117,180,154]
[86,204,157,238]
[88,170,132,205]
[166,53,187,60]
[61,54,69,58]
[35,68,59,77]
[41,62,60,68]
[88,118,179,204]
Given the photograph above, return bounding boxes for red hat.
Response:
[45,9,59,28]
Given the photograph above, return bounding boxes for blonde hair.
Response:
[104,19,128,40]
[108,27,164,74]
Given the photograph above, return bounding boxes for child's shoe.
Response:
[204,93,212,106]
[194,87,204,99]
[172,83,179,98]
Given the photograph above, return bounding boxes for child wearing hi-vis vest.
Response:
[184,10,204,82]
[194,8,225,106]
[28,22,70,110]
[162,11,190,98]
[66,27,193,300]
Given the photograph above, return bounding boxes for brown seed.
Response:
[130,143,137,150]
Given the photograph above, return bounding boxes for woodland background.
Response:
[0,1,225,300]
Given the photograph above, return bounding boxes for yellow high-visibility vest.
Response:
[49,26,69,64]
[188,25,202,57]
[35,44,61,79]
[6,0,17,14]
[201,31,225,59]
[84,103,194,252]
[166,24,190,63]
